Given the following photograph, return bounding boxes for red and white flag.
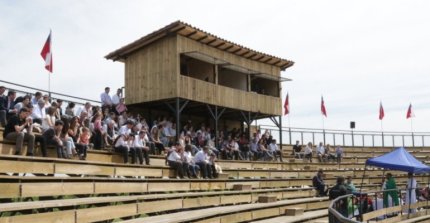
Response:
[284,93,289,116]
[41,31,53,73]
[321,96,327,117]
[379,102,384,120]
[406,103,414,119]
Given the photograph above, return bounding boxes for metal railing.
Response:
[328,188,429,223]
[259,125,430,148]
[0,79,100,107]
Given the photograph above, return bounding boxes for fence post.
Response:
[342,134,345,147]
[301,132,304,145]
[392,135,395,147]
[412,132,415,147]
[362,134,365,147]
[382,132,385,147]
[422,135,425,147]
[351,130,354,147]
[402,135,405,147]
[312,132,315,145]
[372,134,375,147]
[333,134,336,146]
[288,127,292,145]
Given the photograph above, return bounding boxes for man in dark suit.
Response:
[0,90,17,126]
[0,86,6,127]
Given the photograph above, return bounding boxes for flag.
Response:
[406,103,414,119]
[41,30,53,73]
[379,102,384,120]
[284,93,289,115]
[321,96,327,117]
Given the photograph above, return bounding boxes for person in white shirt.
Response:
[303,142,313,162]
[269,139,283,162]
[194,146,211,178]
[100,87,113,110]
[183,145,199,178]
[76,102,93,118]
[118,120,134,136]
[132,131,150,165]
[31,99,46,125]
[111,88,122,107]
[167,144,187,178]
[114,134,132,163]
[31,92,42,106]
[316,142,326,162]
[405,173,417,213]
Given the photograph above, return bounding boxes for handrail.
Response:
[328,193,360,223]
[0,79,100,106]
[259,124,430,147]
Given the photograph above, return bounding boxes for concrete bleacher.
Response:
[1,127,430,222]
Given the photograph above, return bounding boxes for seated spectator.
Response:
[42,94,51,108]
[249,133,261,160]
[76,102,93,118]
[209,152,220,178]
[54,99,63,120]
[67,116,81,142]
[43,120,66,158]
[92,112,105,150]
[194,146,211,179]
[325,144,336,162]
[1,91,17,121]
[335,145,344,164]
[0,86,7,127]
[238,133,251,160]
[269,139,283,162]
[303,142,313,162]
[104,120,117,146]
[3,107,35,156]
[329,177,349,217]
[42,106,57,131]
[60,118,77,158]
[132,131,150,165]
[31,92,42,106]
[183,145,199,178]
[31,99,46,125]
[167,144,188,179]
[113,133,133,163]
[150,124,166,155]
[257,137,272,161]
[222,136,241,160]
[292,140,303,159]
[313,169,328,196]
[76,127,91,160]
[316,142,326,162]
[14,95,31,113]
[65,102,76,118]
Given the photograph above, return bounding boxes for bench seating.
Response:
[121,197,329,223]
[251,209,327,223]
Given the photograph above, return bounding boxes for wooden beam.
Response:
[186,30,198,37]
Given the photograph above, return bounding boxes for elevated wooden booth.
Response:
[105,21,294,147]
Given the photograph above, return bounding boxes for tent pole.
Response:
[427,174,429,215]
[407,174,412,219]
[359,165,367,217]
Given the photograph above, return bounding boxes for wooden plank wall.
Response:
[124,36,178,104]
[180,76,281,115]
[177,35,281,78]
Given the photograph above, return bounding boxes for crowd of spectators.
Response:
[292,140,344,164]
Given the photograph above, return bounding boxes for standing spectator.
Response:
[31,92,42,106]
[3,107,35,156]
[313,169,328,196]
[111,88,122,108]
[55,99,63,119]
[43,120,66,158]
[100,87,113,111]
[303,142,313,162]
[345,176,356,192]
[194,146,211,179]
[335,145,344,164]
[405,172,417,213]
[292,140,302,159]
[383,173,399,208]
[31,99,46,125]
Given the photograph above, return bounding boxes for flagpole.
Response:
[380,120,384,147]
[322,115,326,145]
[48,72,51,98]
[411,117,415,147]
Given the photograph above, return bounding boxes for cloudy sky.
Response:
[1,0,429,134]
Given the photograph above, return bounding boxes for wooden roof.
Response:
[105,21,294,70]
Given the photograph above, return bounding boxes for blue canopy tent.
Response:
[366,147,430,174]
[360,147,430,218]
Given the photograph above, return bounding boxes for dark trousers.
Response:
[115,146,130,163]
[133,147,150,165]
[168,160,188,178]
[76,143,88,159]
[46,138,65,158]
[154,142,164,155]
[93,130,103,150]
[35,135,47,157]
[274,150,283,162]
[196,161,210,178]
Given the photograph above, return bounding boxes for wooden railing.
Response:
[179,76,281,115]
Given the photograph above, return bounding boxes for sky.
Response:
[0,0,429,135]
